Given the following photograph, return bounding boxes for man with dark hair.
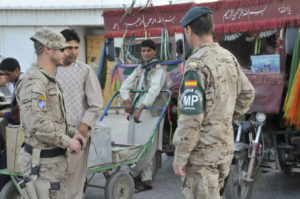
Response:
[120,39,167,192]
[0,58,22,124]
[91,56,97,63]
[172,7,255,199]
[60,29,81,44]
[56,29,103,199]
[0,57,22,191]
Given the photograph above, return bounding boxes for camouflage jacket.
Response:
[15,64,76,149]
[173,42,255,166]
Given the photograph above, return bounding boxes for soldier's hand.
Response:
[173,162,186,177]
[74,133,87,150]
[78,123,89,137]
[68,139,82,154]
[124,99,134,114]
[0,76,7,87]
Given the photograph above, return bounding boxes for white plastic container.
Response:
[88,125,113,168]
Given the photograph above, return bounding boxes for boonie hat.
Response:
[30,27,70,49]
[181,6,213,27]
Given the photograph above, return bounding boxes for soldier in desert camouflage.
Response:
[15,27,87,199]
[172,7,255,199]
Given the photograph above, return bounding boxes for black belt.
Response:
[23,143,66,158]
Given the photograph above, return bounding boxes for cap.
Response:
[181,6,213,27]
[30,27,70,49]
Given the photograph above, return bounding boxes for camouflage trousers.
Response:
[18,148,68,199]
[181,161,231,199]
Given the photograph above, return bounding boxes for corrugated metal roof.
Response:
[0,8,104,26]
[0,0,126,9]
[0,0,217,9]
[0,0,217,26]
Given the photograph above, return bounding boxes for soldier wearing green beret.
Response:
[172,6,255,199]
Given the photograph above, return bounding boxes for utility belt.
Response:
[18,143,65,199]
[22,142,66,177]
[23,143,67,158]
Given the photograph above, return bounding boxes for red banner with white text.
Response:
[103,0,300,38]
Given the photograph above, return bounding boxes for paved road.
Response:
[85,113,300,199]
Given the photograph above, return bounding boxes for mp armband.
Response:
[179,70,205,115]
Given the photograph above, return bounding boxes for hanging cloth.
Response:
[285,61,300,129]
[283,28,300,116]
[97,41,107,89]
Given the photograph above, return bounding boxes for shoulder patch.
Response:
[179,70,205,115]
[187,61,198,68]
[38,95,47,110]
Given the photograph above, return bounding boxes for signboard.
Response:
[103,0,300,37]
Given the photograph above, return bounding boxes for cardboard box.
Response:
[251,54,280,73]
[6,125,23,173]
[88,125,113,168]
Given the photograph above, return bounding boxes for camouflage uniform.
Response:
[15,27,76,199]
[173,42,255,199]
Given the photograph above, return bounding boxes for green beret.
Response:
[181,6,213,27]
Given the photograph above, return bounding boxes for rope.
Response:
[167,105,173,145]
[97,42,106,81]
[126,31,139,63]
[254,38,258,55]
[164,29,167,60]
[258,38,261,54]
[142,15,147,40]
[161,28,164,59]
[119,30,128,64]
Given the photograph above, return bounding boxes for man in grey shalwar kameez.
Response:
[120,39,167,192]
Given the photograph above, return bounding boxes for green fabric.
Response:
[287,30,300,99]
[123,68,135,75]
[179,70,205,115]
[166,64,177,72]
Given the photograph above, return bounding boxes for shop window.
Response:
[219,31,279,73]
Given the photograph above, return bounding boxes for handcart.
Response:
[0,89,171,199]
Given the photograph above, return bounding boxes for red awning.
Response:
[103,0,300,38]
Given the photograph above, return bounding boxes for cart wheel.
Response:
[105,171,134,199]
[0,181,20,199]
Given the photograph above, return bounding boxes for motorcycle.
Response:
[224,112,266,199]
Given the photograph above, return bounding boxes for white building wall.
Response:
[0,26,86,72]
[0,9,103,26]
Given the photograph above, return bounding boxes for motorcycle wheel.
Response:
[224,164,253,199]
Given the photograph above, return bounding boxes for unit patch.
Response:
[179,70,205,115]
[38,95,47,110]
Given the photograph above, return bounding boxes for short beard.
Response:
[63,57,73,66]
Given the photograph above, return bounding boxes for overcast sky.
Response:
[0,0,217,7]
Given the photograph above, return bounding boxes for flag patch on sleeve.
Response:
[38,95,47,110]
[184,80,197,88]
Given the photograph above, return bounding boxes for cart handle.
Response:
[99,89,172,122]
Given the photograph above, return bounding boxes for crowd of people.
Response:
[0,6,254,199]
